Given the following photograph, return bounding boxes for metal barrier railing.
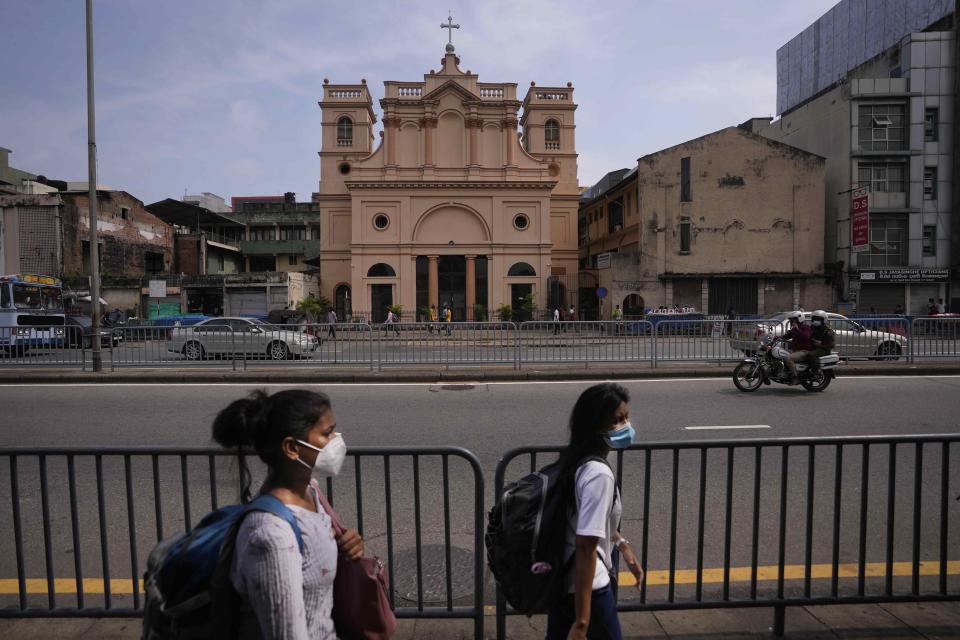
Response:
[0,446,485,638]
[375,322,518,370]
[910,317,960,361]
[517,321,654,367]
[493,434,960,639]
[5,318,960,371]
[0,325,85,369]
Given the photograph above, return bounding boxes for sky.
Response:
[1,0,839,206]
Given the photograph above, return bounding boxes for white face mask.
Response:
[296,434,347,478]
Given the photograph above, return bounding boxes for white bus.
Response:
[0,274,65,354]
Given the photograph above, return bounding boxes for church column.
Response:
[428,255,439,310]
[467,118,480,166]
[384,116,399,166]
[421,117,435,166]
[503,118,517,166]
[465,255,476,320]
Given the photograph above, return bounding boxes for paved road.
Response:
[1,376,958,612]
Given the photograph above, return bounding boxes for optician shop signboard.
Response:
[851,187,869,251]
[860,268,949,283]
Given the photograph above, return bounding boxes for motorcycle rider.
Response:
[806,309,836,372]
[781,310,814,385]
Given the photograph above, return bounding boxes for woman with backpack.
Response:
[212,389,363,639]
[547,382,644,640]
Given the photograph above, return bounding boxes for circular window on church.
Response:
[338,162,351,175]
[513,214,530,231]
[373,213,390,231]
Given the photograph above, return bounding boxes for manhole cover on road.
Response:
[392,544,475,604]
[429,383,477,392]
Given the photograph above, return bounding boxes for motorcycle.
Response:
[732,335,839,392]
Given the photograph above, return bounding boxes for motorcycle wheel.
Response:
[800,369,832,392]
[733,361,764,392]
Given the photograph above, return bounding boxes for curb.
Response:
[2,362,960,384]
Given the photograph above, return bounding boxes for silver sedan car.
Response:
[730,311,908,360]
[168,317,319,360]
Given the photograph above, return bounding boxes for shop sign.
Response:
[859,268,949,283]
[851,187,869,252]
[596,252,611,269]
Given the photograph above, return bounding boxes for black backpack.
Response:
[485,456,607,615]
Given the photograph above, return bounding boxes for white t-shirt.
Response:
[564,459,621,592]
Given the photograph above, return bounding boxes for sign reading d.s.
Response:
[851,187,869,252]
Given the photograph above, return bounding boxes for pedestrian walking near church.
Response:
[326,308,337,339]
[554,307,562,335]
[383,308,400,337]
[428,304,438,334]
[545,383,644,640]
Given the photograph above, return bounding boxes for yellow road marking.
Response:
[0,561,957,595]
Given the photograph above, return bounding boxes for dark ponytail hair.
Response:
[212,389,332,501]
[558,382,630,478]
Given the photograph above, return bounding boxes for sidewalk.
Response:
[1,602,958,638]
[2,361,960,384]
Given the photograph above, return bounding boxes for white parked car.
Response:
[730,311,908,360]
[167,317,319,360]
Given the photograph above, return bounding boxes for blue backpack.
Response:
[142,494,304,639]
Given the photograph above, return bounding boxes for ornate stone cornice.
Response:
[344,180,556,190]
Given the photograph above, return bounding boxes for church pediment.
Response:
[420,79,479,104]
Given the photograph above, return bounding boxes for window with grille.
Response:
[337,116,353,147]
[279,226,305,240]
[679,220,691,253]
[924,167,937,200]
[144,251,165,274]
[288,254,298,266]
[861,215,907,267]
[249,227,276,241]
[923,225,937,256]
[858,104,905,151]
[925,108,939,142]
[681,157,691,201]
[544,119,560,150]
[857,161,906,193]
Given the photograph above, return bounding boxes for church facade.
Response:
[313,42,579,322]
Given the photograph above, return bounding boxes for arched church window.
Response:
[544,119,560,149]
[507,262,536,277]
[367,263,396,277]
[337,116,353,146]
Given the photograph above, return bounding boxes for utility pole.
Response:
[86,0,102,372]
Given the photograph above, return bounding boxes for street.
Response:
[0,376,958,613]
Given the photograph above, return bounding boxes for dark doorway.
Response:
[511,283,533,322]
[248,256,276,272]
[439,255,466,321]
[708,278,758,315]
[622,294,644,318]
[547,277,567,312]
[335,284,351,320]
[371,284,392,323]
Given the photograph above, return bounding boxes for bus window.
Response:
[42,288,62,311]
[0,284,9,309]
[13,285,42,309]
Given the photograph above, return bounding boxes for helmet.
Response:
[786,310,802,322]
[812,310,828,322]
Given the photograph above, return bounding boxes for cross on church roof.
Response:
[441,12,460,53]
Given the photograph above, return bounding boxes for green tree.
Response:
[297,294,331,319]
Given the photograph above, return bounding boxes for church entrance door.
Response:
[371,284,393,323]
[438,256,466,321]
[511,283,533,322]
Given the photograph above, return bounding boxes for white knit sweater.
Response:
[230,482,339,639]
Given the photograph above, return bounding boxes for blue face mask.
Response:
[604,421,635,449]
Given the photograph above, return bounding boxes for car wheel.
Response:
[268,341,289,361]
[874,341,902,361]
[732,361,763,392]
[183,341,205,361]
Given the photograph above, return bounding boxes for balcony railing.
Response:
[398,86,422,97]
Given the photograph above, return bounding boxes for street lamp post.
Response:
[85,0,102,371]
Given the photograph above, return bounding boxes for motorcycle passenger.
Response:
[807,309,836,371]
[782,310,814,385]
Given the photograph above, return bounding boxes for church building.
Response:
[313,22,579,322]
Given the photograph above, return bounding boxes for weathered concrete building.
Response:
[231,194,322,274]
[60,190,174,278]
[579,127,832,318]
